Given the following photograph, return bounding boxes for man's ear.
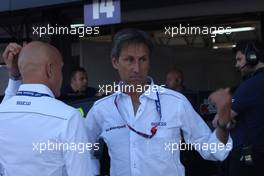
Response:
[112,57,119,69]
[46,62,53,79]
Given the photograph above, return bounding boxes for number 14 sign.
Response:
[84,0,121,26]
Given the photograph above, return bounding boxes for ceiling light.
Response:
[213,44,236,49]
[70,24,85,28]
[212,27,255,35]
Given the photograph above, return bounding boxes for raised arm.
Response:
[1,43,22,103]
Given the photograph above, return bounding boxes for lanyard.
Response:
[114,92,162,139]
[16,91,52,98]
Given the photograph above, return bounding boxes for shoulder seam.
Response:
[0,111,68,120]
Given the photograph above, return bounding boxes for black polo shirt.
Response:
[231,68,264,152]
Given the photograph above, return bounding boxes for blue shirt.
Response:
[231,68,264,152]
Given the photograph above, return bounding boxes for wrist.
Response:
[217,119,235,131]
[9,72,21,80]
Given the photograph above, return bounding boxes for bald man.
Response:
[0,42,94,176]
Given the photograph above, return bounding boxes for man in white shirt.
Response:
[85,29,233,176]
[0,42,93,176]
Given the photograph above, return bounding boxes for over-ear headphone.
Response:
[244,42,261,66]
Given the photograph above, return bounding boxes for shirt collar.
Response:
[18,84,55,98]
[114,76,160,101]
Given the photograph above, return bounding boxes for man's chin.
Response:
[80,87,87,92]
[127,80,145,86]
[241,70,253,79]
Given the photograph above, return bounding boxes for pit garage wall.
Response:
[80,41,241,91]
[0,41,242,95]
[0,67,8,95]
[0,0,80,12]
[123,0,264,23]
[0,46,9,95]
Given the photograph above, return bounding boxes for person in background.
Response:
[165,67,188,92]
[61,67,100,99]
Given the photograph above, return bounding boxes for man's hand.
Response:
[2,43,22,78]
[209,88,232,144]
[209,88,232,127]
[212,114,219,128]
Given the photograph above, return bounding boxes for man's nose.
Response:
[132,62,140,73]
[235,62,239,68]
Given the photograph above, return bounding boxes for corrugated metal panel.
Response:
[0,0,81,12]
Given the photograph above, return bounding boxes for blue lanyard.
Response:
[114,92,162,139]
[155,92,162,119]
[16,91,52,98]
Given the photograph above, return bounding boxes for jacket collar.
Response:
[18,84,55,98]
[114,77,161,101]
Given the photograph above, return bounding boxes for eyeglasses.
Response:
[114,92,162,139]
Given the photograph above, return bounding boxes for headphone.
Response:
[244,42,262,66]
